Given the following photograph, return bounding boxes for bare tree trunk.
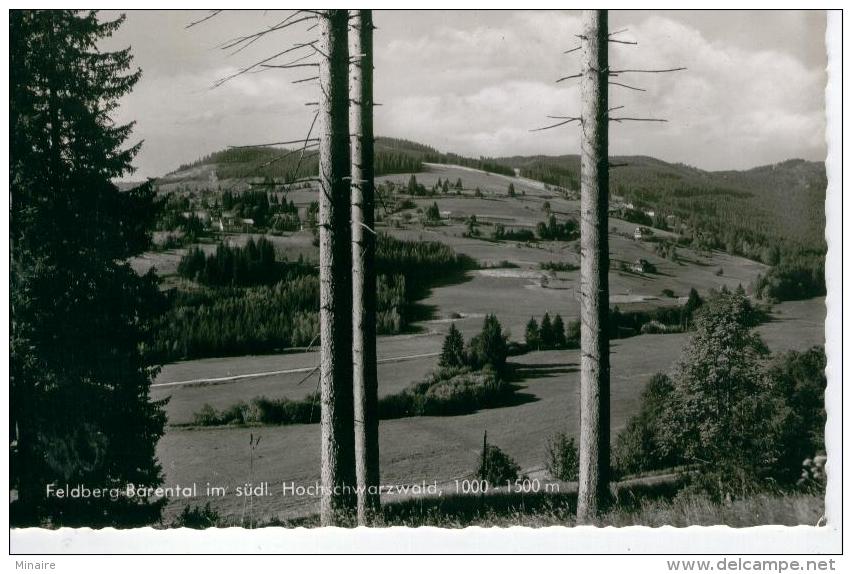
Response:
[577,8,611,523]
[349,9,380,525]
[318,9,355,527]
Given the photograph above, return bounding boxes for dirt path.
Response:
[152,351,440,389]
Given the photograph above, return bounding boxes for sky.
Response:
[101,10,828,180]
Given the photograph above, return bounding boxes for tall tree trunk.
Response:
[349,9,380,525]
[318,9,356,527]
[576,8,611,523]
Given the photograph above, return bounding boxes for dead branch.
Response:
[186,10,222,29]
[610,117,668,123]
[213,42,316,87]
[556,73,582,83]
[228,138,319,149]
[531,118,581,131]
[609,81,646,92]
[220,14,316,51]
[609,67,686,74]
[261,62,320,69]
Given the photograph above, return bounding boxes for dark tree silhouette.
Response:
[10,10,166,526]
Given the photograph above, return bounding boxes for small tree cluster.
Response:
[424,201,441,223]
[178,237,281,287]
[613,288,827,497]
[525,312,578,350]
[536,214,579,241]
[439,315,509,374]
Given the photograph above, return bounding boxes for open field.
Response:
[144,163,824,523]
[153,297,824,522]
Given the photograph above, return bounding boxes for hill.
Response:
[157,139,826,300]
[162,137,514,185]
[496,154,826,256]
[163,140,825,257]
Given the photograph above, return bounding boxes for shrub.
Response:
[171,502,221,529]
[193,404,222,426]
[766,346,827,482]
[539,261,578,272]
[612,373,680,477]
[640,320,670,334]
[467,314,509,373]
[421,367,507,415]
[476,440,521,485]
[545,432,579,481]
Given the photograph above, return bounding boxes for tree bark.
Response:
[577,8,611,523]
[349,9,380,525]
[318,9,356,526]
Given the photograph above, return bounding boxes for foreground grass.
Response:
[190,481,823,528]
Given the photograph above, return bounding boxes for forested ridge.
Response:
[496,154,826,300]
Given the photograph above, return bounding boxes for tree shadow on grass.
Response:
[401,266,477,333]
[507,361,579,382]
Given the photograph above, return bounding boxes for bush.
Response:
[195,366,515,426]
[192,404,222,426]
[612,373,680,477]
[171,502,221,529]
[640,320,673,334]
[421,367,508,415]
[545,432,579,481]
[467,314,509,373]
[476,440,521,485]
[539,261,578,272]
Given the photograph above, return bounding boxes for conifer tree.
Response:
[525,317,541,350]
[553,314,567,349]
[10,10,166,526]
[440,323,466,369]
[540,312,554,349]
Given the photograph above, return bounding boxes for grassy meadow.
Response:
[140,163,825,525]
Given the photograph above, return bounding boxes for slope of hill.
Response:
[163,141,825,258]
[158,138,825,298]
[162,137,514,185]
[497,154,825,252]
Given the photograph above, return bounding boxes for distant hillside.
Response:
[497,154,826,257]
[165,137,513,184]
[163,138,825,266]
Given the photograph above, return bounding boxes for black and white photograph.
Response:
[5,4,844,560]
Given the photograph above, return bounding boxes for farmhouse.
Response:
[632,258,653,273]
[634,227,645,240]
